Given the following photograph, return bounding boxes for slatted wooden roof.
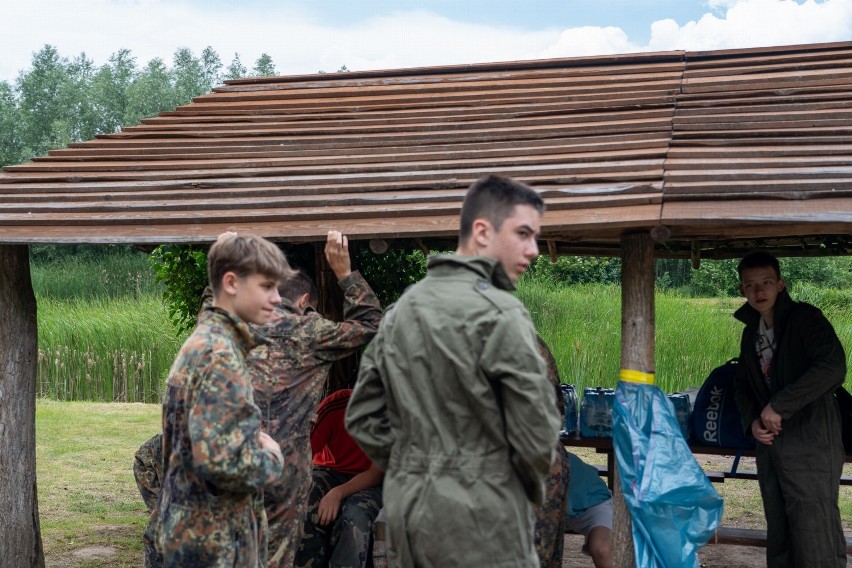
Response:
[2,41,852,257]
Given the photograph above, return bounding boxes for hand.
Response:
[258,431,281,454]
[316,487,344,526]
[751,418,775,446]
[759,403,782,436]
[325,230,352,281]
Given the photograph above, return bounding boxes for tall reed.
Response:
[37,294,184,403]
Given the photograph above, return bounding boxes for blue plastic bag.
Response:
[614,381,723,567]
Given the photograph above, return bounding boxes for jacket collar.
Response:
[199,305,261,354]
[734,288,794,328]
[426,254,516,291]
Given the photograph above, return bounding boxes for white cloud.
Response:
[648,0,852,52]
[539,26,637,59]
[0,0,850,84]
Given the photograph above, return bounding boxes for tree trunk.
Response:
[0,245,45,567]
[613,231,655,568]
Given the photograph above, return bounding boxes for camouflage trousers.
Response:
[133,433,164,568]
[294,467,383,568]
[267,438,313,568]
[534,443,571,568]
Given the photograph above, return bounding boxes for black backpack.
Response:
[691,359,756,449]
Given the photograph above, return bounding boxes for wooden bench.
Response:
[710,527,852,553]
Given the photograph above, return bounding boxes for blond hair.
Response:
[207,233,294,295]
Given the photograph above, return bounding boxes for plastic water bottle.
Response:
[668,392,692,440]
[560,384,579,435]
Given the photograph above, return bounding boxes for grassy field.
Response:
[34,279,852,403]
[37,401,158,567]
[36,401,852,567]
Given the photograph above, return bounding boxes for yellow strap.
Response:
[620,369,655,385]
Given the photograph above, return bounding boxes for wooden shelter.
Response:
[2,40,852,566]
[2,41,852,255]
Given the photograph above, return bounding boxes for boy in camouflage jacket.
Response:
[156,232,291,567]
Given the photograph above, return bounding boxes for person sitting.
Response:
[565,452,613,568]
[295,388,384,568]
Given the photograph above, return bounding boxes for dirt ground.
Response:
[562,533,765,567]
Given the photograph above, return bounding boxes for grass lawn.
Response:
[37,400,160,567]
[36,401,852,567]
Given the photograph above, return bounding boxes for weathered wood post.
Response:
[613,231,655,568]
[0,245,45,567]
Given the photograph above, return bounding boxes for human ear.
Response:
[221,271,239,295]
[471,218,492,249]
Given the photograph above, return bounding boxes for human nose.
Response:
[527,239,539,259]
[271,288,281,304]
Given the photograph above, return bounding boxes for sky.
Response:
[1,0,851,83]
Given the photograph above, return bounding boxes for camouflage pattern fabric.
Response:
[252,273,381,568]
[534,444,570,568]
[294,467,383,568]
[533,336,570,568]
[156,306,285,568]
[134,433,164,568]
[134,433,163,511]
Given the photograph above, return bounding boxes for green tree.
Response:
[200,46,222,90]
[252,53,276,77]
[125,57,176,125]
[92,49,136,134]
[149,244,209,333]
[16,45,71,158]
[60,53,99,143]
[224,53,248,80]
[172,47,206,106]
[0,81,24,166]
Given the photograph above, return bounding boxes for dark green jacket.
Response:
[346,254,560,567]
[733,289,846,436]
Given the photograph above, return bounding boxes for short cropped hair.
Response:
[459,175,545,242]
[280,269,319,306]
[207,233,294,295]
[737,251,782,281]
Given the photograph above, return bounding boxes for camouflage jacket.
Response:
[250,271,382,448]
[157,306,285,568]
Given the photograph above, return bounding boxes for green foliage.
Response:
[29,245,159,299]
[148,244,209,333]
[353,247,427,306]
[524,255,621,286]
[225,53,248,80]
[252,53,276,77]
[686,258,740,297]
[2,44,277,167]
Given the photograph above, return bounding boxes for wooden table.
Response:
[560,433,852,489]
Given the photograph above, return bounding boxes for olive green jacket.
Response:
[346,254,560,567]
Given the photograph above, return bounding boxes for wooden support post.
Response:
[614,231,655,568]
[0,245,45,567]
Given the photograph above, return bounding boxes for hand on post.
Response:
[325,230,352,281]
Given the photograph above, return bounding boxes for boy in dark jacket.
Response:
[732,251,846,568]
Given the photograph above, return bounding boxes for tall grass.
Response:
[37,294,185,403]
[517,280,852,394]
[30,252,159,300]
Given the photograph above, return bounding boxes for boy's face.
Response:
[229,272,282,325]
[739,266,785,320]
[479,204,541,283]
